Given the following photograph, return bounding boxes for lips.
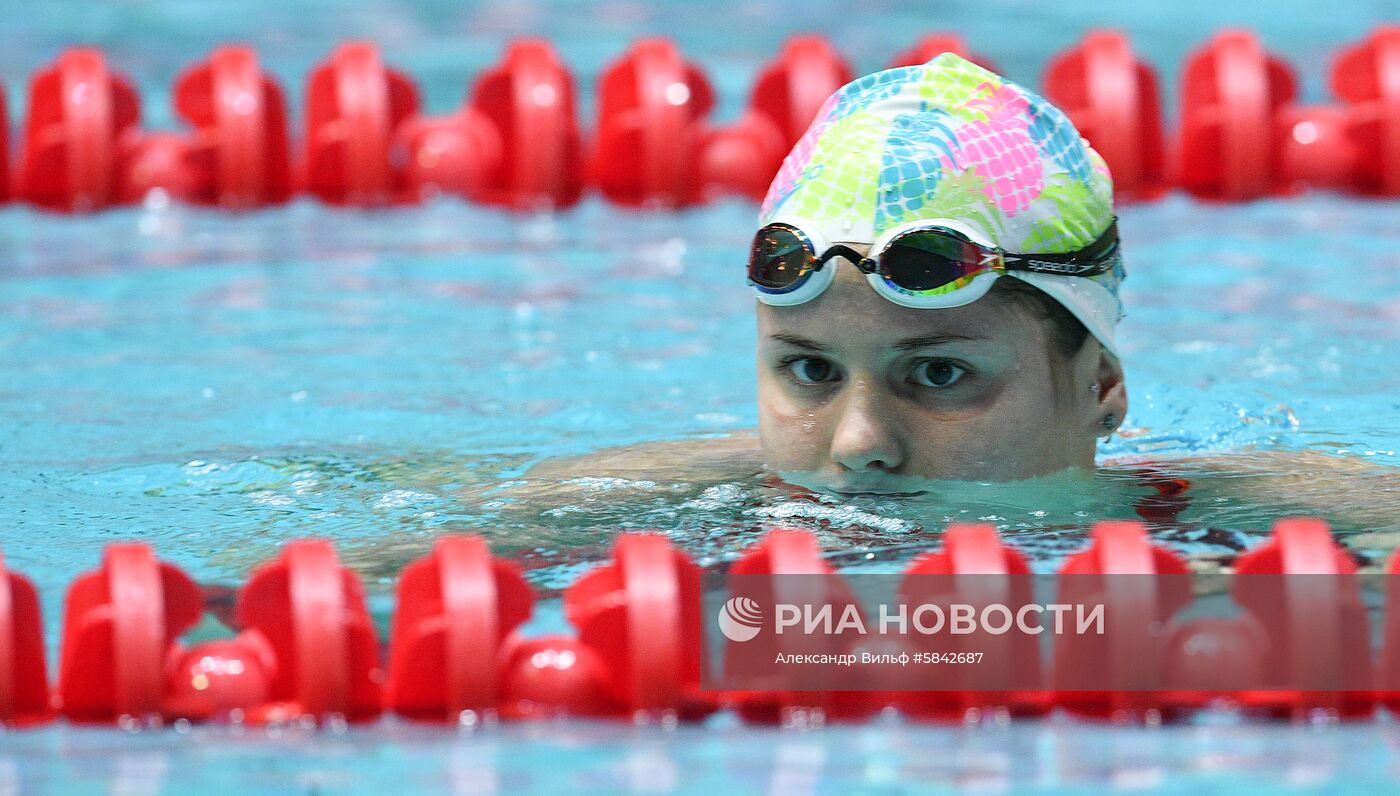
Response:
[769,472,928,499]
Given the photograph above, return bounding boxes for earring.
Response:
[1090,383,1101,395]
[1101,413,1117,432]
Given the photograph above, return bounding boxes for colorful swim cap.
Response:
[758,53,1125,357]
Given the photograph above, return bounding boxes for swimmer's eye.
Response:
[910,359,967,388]
[780,355,839,385]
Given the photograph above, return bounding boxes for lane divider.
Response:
[1,27,1398,213]
[0,516,1396,728]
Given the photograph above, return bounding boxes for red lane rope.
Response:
[2,27,1399,214]
[3,516,1397,728]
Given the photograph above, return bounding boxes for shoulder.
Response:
[1104,447,1397,485]
[1106,448,1400,560]
[525,431,766,483]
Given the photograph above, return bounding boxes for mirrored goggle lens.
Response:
[748,227,815,290]
[880,231,994,294]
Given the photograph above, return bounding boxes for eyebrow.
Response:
[768,332,832,352]
[891,333,986,351]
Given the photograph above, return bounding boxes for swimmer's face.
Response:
[756,249,1127,492]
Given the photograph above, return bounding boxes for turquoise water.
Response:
[6,197,1399,590]
[3,720,1399,794]
[5,190,1400,795]
[5,0,1400,792]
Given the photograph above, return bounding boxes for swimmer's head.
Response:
[752,54,1128,490]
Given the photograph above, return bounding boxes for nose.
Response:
[829,379,905,474]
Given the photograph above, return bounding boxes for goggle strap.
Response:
[999,220,1120,277]
[1005,247,1119,277]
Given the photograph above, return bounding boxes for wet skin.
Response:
[756,246,1128,493]
[512,246,1400,554]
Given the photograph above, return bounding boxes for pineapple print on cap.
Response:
[759,53,1115,256]
[760,65,929,222]
[958,83,1044,216]
[754,53,1127,359]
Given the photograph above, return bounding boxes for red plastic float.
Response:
[167,45,293,208]
[387,535,533,721]
[1,84,9,204]
[164,633,276,722]
[1159,612,1271,713]
[724,529,880,724]
[466,38,583,209]
[1380,546,1400,713]
[562,533,714,721]
[898,523,1049,720]
[1276,104,1355,192]
[234,540,382,722]
[495,534,717,721]
[1329,25,1400,196]
[15,48,143,211]
[0,550,50,726]
[499,634,622,718]
[303,41,421,206]
[701,35,852,201]
[395,109,496,203]
[4,513,1400,730]
[400,39,583,209]
[1052,521,1193,720]
[1230,517,1373,719]
[592,38,715,207]
[114,45,296,208]
[697,117,789,201]
[1277,27,1400,195]
[121,131,197,204]
[57,544,203,722]
[1177,30,1297,201]
[1045,30,1168,201]
[887,33,999,72]
[4,30,1400,212]
[744,36,852,150]
[697,110,787,201]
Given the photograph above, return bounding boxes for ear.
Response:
[1092,350,1127,436]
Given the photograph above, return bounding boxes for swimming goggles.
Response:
[747,217,1121,309]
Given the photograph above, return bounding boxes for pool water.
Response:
[5,0,1400,792]
[6,196,1399,591]
[3,720,1399,794]
[5,189,1400,794]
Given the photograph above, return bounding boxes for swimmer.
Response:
[509,55,1399,561]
